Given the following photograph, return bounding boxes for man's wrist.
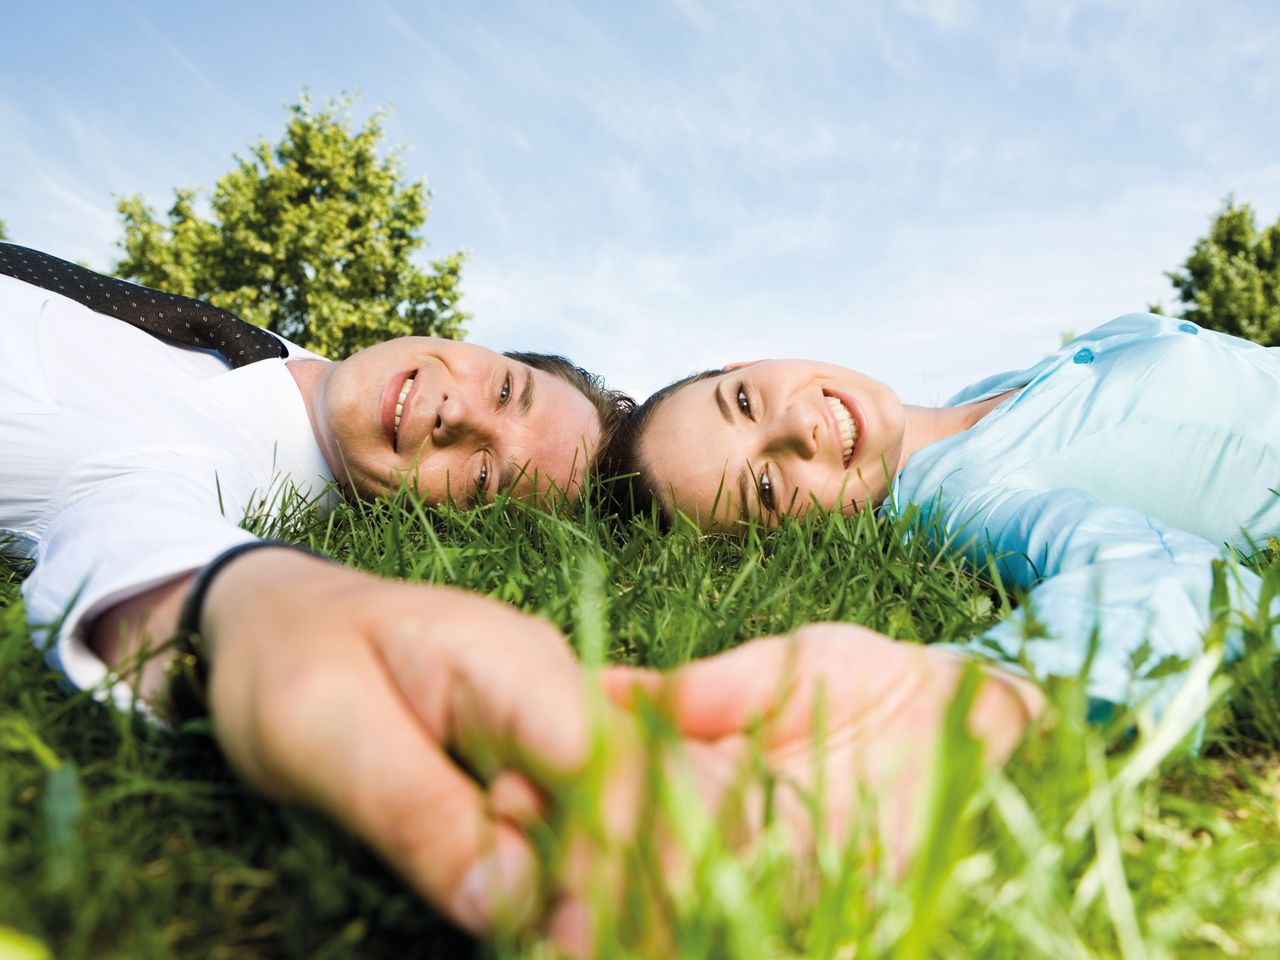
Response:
[166,540,324,724]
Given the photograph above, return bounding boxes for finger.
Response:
[452,639,593,781]
[488,770,548,828]
[373,598,593,784]
[600,664,663,707]
[540,736,761,958]
[222,648,542,937]
[544,895,593,959]
[651,636,802,739]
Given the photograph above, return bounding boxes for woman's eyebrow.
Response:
[714,382,733,423]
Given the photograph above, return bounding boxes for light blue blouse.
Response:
[891,313,1280,722]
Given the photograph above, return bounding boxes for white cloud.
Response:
[895,0,976,31]
[7,0,1280,418]
[460,166,1280,406]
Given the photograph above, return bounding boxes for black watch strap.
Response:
[166,540,323,724]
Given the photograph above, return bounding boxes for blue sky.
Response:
[4,0,1280,401]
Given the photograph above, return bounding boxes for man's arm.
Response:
[89,573,194,702]
[88,547,600,936]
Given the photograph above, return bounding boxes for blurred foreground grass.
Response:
[1,496,1277,958]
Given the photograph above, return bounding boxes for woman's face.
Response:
[639,360,907,531]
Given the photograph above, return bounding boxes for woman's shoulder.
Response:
[1075,312,1173,343]
[945,313,1201,407]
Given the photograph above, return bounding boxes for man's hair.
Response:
[598,368,722,526]
[503,351,636,481]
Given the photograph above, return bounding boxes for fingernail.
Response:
[454,836,537,935]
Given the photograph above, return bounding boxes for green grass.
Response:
[1,496,1277,958]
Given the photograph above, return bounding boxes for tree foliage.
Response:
[115,94,467,358]
[0,218,8,241]
[1162,197,1280,345]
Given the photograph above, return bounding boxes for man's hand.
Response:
[190,548,598,937]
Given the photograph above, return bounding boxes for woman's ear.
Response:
[723,360,761,372]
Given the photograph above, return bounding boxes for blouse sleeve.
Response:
[938,483,1271,723]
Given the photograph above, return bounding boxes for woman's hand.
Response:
[521,624,1044,955]
[604,623,1044,874]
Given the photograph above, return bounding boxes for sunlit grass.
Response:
[0,493,1276,958]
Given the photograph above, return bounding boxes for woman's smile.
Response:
[821,389,861,467]
[637,359,908,530]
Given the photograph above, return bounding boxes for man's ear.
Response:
[723,360,762,371]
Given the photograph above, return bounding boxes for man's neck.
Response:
[287,359,330,450]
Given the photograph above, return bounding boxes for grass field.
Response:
[1,495,1278,959]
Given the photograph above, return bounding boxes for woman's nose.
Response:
[764,403,819,458]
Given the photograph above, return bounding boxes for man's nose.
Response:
[432,393,495,446]
[764,403,819,458]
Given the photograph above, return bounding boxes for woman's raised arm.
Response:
[934,483,1273,724]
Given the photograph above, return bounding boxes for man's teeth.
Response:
[394,377,414,438]
[825,395,859,465]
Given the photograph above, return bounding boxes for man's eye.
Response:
[476,460,490,494]
[499,373,512,406]
[736,384,752,418]
[758,466,776,512]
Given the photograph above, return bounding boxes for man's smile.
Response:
[381,370,417,452]
[394,376,415,448]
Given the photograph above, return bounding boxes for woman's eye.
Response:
[758,466,776,512]
[476,460,490,494]
[499,373,512,406]
[736,385,752,418]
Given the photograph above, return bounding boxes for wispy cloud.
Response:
[122,3,255,125]
[5,0,1280,406]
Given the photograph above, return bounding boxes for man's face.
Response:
[312,337,601,504]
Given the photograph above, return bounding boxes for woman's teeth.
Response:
[825,395,859,466]
[394,377,414,439]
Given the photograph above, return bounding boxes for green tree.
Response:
[115,94,466,358]
[0,218,8,241]
[1161,196,1280,345]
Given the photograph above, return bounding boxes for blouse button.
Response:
[1073,347,1094,364]
[1178,322,1199,335]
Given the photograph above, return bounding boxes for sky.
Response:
[4,0,1280,403]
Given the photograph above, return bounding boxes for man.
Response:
[0,244,629,698]
[2,244,1043,950]
[0,244,638,935]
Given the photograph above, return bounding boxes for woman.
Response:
[605,312,1280,725]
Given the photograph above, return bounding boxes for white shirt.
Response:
[1,275,334,709]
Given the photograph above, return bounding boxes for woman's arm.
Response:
[939,484,1272,722]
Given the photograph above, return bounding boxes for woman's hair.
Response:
[503,351,636,475]
[599,368,723,525]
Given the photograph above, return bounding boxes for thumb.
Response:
[616,637,801,740]
[600,664,664,708]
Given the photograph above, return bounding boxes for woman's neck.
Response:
[896,391,1015,477]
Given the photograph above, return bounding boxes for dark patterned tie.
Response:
[0,242,287,369]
